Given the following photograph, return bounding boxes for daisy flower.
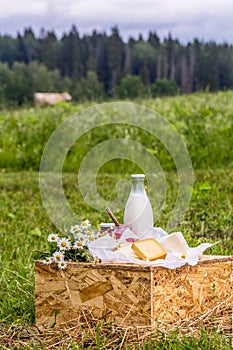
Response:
[70,225,80,234]
[53,251,64,263]
[77,233,85,241]
[86,230,94,236]
[75,233,88,244]
[73,241,84,249]
[81,220,91,229]
[88,234,96,242]
[58,260,67,270]
[57,237,71,251]
[42,257,53,265]
[48,233,59,242]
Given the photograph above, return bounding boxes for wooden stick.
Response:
[105,207,120,226]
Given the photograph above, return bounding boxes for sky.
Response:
[0,0,233,43]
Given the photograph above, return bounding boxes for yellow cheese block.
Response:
[132,238,167,261]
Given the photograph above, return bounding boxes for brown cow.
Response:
[34,92,72,106]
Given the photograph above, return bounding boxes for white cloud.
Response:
[0,0,47,18]
[0,0,233,43]
[66,0,233,24]
[62,0,233,42]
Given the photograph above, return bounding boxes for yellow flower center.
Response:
[82,221,87,226]
[61,241,67,247]
[77,241,82,246]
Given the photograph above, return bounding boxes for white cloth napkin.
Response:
[89,227,216,269]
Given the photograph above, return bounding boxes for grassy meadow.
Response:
[0,91,233,349]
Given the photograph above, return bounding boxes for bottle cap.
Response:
[131,174,145,179]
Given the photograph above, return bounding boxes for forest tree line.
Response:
[0,25,233,105]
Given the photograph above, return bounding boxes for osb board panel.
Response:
[35,256,233,327]
[35,264,152,327]
[152,260,233,323]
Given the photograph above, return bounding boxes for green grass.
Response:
[0,91,232,172]
[0,91,233,348]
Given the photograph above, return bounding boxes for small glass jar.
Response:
[112,224,132,240]
[99,223,115,236]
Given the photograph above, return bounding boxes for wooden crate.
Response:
[35,256,233,327]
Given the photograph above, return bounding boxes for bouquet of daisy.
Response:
[42,220,99,269]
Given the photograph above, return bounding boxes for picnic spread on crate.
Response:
[35,174,233,327]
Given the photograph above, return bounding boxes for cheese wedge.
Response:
[161,232,189,259]
[132,238,167,261]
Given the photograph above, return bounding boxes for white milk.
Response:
[124,175,154,236]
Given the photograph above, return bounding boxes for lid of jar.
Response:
[131,174,145,178]
[100,223,115,228]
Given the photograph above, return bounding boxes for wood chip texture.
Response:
[34,256,233,327]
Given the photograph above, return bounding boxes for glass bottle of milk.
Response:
[123,174,154,237]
